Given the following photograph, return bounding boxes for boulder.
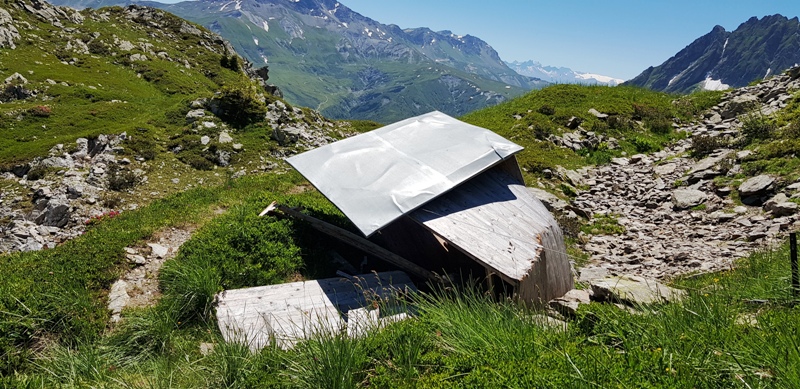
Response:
[671,189,707,209]
[148,243,169,258]
[588,108,608,120]
[129,53,147,62]
[721,94,758,119]
[566,116,582,129]
[764,194,798,216]
[653,163,677,176]
[218,131,233,144]
[591,275,685,305]
[738,175,775,197]
[186,109,205,123]
[272,126,302,146]
[527,187,569,213]
[34,201,71,228]
[549,288,591,317]
[108,279,130,321]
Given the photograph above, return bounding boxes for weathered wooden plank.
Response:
[215,271,416,351]
[411,170,551,281]
[408,165,574,305]
[262,203,440,282]
[218,272,411,304]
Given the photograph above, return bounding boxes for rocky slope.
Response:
[562,69,800,281]
[0,0,350,254]
[627,14,800,93]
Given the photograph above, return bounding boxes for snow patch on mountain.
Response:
[575,73,623,86]
[701,77,730,91]
[262,21,269,32]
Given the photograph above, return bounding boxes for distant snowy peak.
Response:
[506,60,623,86]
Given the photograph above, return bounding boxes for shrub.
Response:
[27,105,52,117]
[106,164,139,191]
[607,115,636,131]
[537,105,555,116]
[531,122,555,140]
[87,40,110,56]
[644,116,672,135]
[630,135,658,153]
[211,83,267,128]
[690,135,724,158]
[554,211,583,239]
[101,194,123,209]
[741,111,776,142]
[184,154,214,171]
[589,120,609,133]
[25,165,46,181]
[781,122,800,139]
[220,55,240,72]
[125,136,158,161]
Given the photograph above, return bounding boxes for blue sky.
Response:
[340,0,800,80]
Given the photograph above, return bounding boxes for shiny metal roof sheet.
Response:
[286,111,523,237]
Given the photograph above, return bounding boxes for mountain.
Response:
[506,60,623,86]
[627,14,800,93]
[48,0,547,122]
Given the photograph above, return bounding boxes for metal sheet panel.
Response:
[286,111,523,237]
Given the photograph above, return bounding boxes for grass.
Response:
[460,84,719,184]
[5,232,798,387]
[581,213,626,235]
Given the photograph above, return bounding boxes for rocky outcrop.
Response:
[574,68,800,281]
[0,134,138,253]
[0,8,20,49]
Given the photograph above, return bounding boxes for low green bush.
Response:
[211,82,268,128]
[690,134,725,158]
[106,164,139,191]
[741,111,777,142]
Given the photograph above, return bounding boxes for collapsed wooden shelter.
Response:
[286,111,574,304]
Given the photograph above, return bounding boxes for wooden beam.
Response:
[261,202,442,283]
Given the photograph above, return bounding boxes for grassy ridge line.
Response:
[461,85,722,179]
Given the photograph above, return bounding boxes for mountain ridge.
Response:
[47,0,546,122]
[627,14,800,93]
[506,60,624,86]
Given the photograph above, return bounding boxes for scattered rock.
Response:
[218,131,233,143]
[148,243,169,258]
[738,175,775,198]
[591,275,685,305]
[549,289,591,317]
[671,189,707,209]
